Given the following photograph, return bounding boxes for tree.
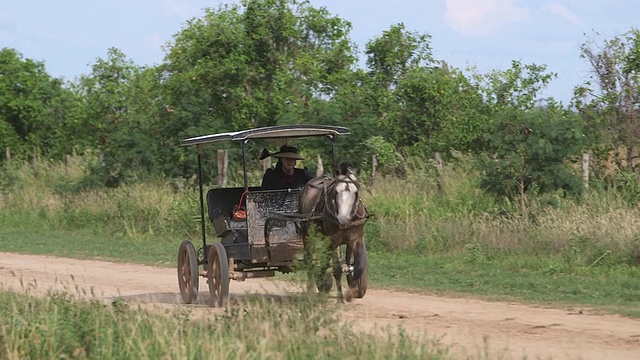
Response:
[573,30,640,171]
[162,0,356,131]
[390,63,488,156]
[0,48,78,161]
[478,103,586,215]
[158,0,357,177]
[73,48,163,186]
[477,60,557,112]
[357,24,488,168]
[362,23,433,129]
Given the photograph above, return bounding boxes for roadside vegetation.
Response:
[0,287,448,359]
[1,155,639,318]
[2,0,640,357]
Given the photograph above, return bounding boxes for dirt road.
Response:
[1,252,638,359]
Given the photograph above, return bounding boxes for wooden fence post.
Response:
[5,147,10,165]
[371,154,377,180]
[217,149,228,187]
[316,154,324,177]
[434,152,444,193]
[582,152,590,196]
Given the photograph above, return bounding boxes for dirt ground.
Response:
[1,252,638,359]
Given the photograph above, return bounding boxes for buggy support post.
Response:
[197,144,207,252]
[242,140,249,190]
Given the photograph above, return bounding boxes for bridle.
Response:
[307,174,368,229]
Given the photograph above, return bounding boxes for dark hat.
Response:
[271,145,304,160]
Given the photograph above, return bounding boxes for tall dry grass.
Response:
[0,156,202,238]
[1,154,639,267]
[362,154,640,268]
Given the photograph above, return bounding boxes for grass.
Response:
[1,154,639,359]
[1,154,640,319]
[0,288,449,359]
[2,225,639,319]
[0,227,177,266]
[371,251,640,318]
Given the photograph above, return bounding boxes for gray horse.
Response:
[298,165,369,302]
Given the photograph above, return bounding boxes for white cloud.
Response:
[544,3,582,26]
[162,0,201,20]
[444,0,529,36]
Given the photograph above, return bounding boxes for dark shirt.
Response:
[261,168,313,190]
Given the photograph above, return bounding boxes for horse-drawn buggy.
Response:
[176,125,369,307]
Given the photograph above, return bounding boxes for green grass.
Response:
[0,289,448,359]
[1,154,640,319]
[2,226,639,318]
[370,251,640,318]
[2,154,639,359]
[0,227,177,266]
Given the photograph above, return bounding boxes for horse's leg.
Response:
[315,244,333,293]
[332,246,344,303]
[344,241,356,302]
[344,232,368,301]
[302,234,315,293]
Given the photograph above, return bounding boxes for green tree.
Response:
[390,63,488,156]
[0,48,78,161]
[162,0,355,131]
[472,60,587,216]
[478,60,557,111]
[362,24,433,130]
[159,0,357,177]
[73,48,163,186]
[478,104,586,212]
[358,24,488,170]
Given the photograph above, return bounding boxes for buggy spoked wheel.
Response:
[207,242,230,307]
[177,240,199,304]
[346,243,368,298]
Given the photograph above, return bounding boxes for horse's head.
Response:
[332,168,359,226]
[299,164,366,230]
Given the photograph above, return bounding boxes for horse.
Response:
[298,164,369,302]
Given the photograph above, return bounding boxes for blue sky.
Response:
[1,0,638,105]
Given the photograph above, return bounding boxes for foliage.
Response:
[390,64,489,156]
[573,29,640,172]
[0,48,79,160]
[354,24,490,165]
[3,5,640,205]
[476,105,586,200]
[71,48,166,187]
[161,1,356,135]
[363,135,404,175]
[476,59,557,111]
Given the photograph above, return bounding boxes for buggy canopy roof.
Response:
[182,124,350,146]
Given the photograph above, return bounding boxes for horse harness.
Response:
[306,175,369,231]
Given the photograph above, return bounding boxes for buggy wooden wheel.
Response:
[207,242,230,307]
[346,243,368,298]
[177,240,199,304]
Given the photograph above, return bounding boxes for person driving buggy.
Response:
[260,145,313,190]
